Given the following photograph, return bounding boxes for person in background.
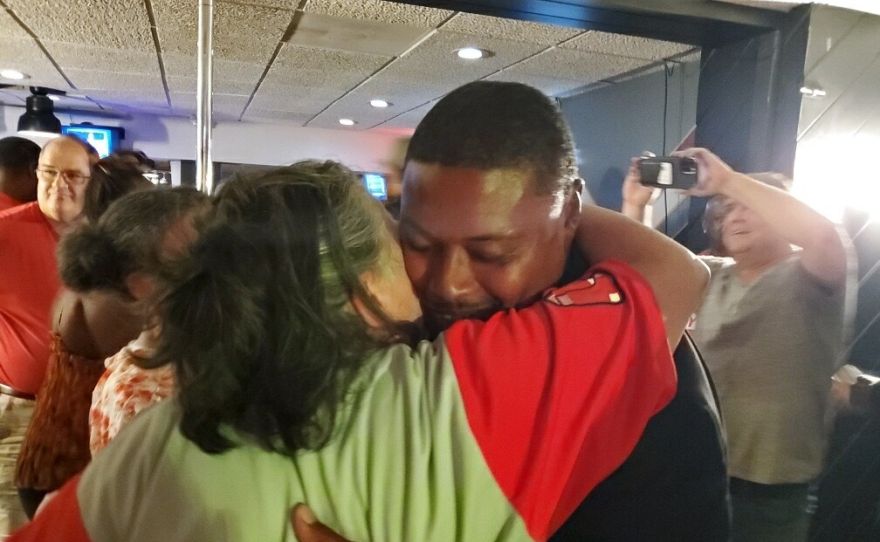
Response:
[85,188,209,455]
[622,148,856,542]
[379,136,408,220]
[106,149,155,174]
[9,160,704,541]
[13,161,154,518]
[0,137,40,211]
[0,135,95,534]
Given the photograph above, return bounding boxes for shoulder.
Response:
[698,255,735,276]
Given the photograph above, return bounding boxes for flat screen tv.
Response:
[62,124,123,159]
[362,172,387,201]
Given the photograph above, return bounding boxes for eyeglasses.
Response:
[36,167,91,186]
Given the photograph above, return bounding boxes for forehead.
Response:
[400,162,556,240]
[39,139,91,170]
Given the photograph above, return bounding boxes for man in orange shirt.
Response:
[0,137,40,212]
[0,135,93,534]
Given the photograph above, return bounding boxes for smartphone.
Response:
[639,156,698,190]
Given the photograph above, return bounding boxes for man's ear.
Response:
[563,179,584,233]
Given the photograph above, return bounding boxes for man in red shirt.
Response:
[0,137,40,212]
[0,135,93,534]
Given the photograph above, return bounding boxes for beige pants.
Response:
[0,395,34,537]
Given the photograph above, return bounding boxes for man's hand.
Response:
[291,504,353,542]
[673,148,734,197]
[621,157,659,225]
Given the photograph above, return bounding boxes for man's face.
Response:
[37,138,91,226]
[719,197,780,258]
[399,161,578,335]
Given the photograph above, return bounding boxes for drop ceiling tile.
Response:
[4,0,153,51]
[374,31,547,92]
[260,44,389,90]
[288,12,433,57]
[166,76,257,96]
[154,0,292,62]
[561,31,692,61]
[170,92,250,118]
[485,71,589,96]
[508,48,648,84]
[442,12,581,45]
[320,78,442,116]
[0,38,70,90]
[246,86,335,115]
[375,99,439,130]
[0,6,31,40]
[303,0,453,27]
[44,42,161,76]
[242,108,312,125]
[83,89,170,109]
[66,70,165,96]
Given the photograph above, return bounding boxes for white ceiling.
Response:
[1,0,852,133]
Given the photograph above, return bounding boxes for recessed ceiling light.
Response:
[370,99,389,108]
[0,69,29,80]
[339,118,356,126]
[457,47,485,60]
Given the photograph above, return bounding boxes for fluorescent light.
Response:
[338,118,356,126]
[370,99,389,108]
[0,69,28,80]
[457,47,484,60]
[47,95,59,101]
[800,86,827,98]
[17,130,61,138]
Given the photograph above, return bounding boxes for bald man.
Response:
[0,137,40,211]
[0,136,94,534]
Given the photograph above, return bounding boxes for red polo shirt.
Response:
[0,192,23,212]
[0,202,61,395]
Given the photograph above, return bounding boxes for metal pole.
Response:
[196,0,214,193]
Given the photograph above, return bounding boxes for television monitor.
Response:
[362,172,387,201]
[62,124,122,159]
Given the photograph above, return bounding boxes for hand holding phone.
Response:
[638,156,698,190]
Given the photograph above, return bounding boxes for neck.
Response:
[45,215,82,236]
[733,244,792,282]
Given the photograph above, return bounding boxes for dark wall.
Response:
[559,57,700,214]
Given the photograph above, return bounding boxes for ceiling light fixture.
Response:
[17,88,62,137]
[370,99,389,108]
[339,118,356,126]
[457,47,485,60]
[0,69,29,80]
[47,95,59,102]
[800,86,827,98]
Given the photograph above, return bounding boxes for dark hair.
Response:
[107,149,156,171]
[0,136,40,173]
[59,187,209,295]
[407,81,579,194]
[154,161,396,457]
[83,160,154,222]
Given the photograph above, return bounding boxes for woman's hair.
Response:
[83,159,155,222]
[59,187,209,295]
[152,161,398,457]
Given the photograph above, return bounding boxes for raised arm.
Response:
[679,147,850,291]
[620,157,657,226]
[575,204,708,348]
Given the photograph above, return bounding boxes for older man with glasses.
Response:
[0,135,94,534]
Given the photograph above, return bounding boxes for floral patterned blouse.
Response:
[89,334,174,456]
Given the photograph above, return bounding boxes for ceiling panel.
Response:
[288,12,433,57]
[485,71,589,96]
[0,38,69,90]
[242,108,314,125]
[67,70,166,98]
[82,89,170,110]
[561,31,693,60]
[169,92,251,119]
[41,43,161,76]
[0,6,31,40]
[4,0,153,52]
[502,48,647,83]
[442,12,582,44]
[303,0,453,26]
[375,99,439,130]
[154,0,293,62]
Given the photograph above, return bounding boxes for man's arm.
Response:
[575,205,708,348]
[679,147,850,291]
[620,157,656,226]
